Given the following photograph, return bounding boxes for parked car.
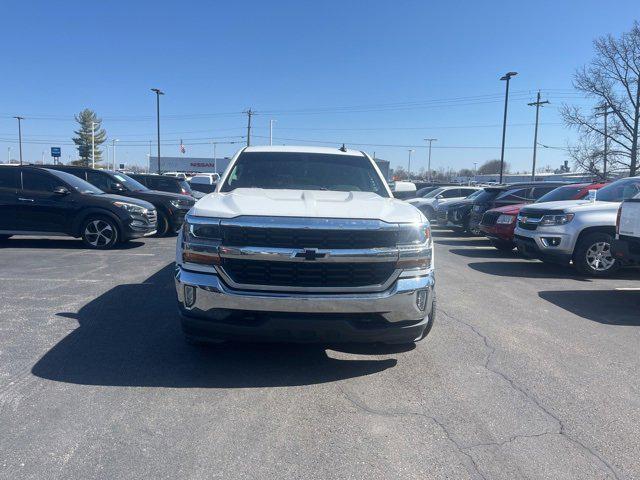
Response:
[129,173,205,199]
[42,165,195,236]
[175,145,435,345]
[515,176,640,276]
[163,171,188,180]
[189,173,220,194]
[0,165,156,248]
[438,186,510,234]
[480,182,607,251]
[408,186,481,219]
[612,193,640,266]
[468,182,569,235]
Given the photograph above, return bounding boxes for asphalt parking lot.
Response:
[1,232,638,480]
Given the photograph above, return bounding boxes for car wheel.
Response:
[155,211,170,236]
[491,239,515,251]
[573,232,621,276]
[81,216,119,249]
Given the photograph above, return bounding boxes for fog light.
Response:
[184,285,196,308]
[416,290,428,311]
[541,237,561,247]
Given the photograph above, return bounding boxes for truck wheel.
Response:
[81,216,119,249]
[573,232,621,276]
[155,211,170,236]
[491,239,515,251]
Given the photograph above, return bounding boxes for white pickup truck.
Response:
[175,146,435,345]
[613,193,640,266]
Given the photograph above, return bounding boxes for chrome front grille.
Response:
[146,209,158,227]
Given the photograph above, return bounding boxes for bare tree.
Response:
[477,159,509,175]
[561,22,640,176]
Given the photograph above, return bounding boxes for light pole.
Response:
[595,104,612,180]
[474,162,478,178]
[151,88,164,173]
[7,146,11,163]
[212,141,218,173]
[13,116,24,166]
[498,71,517,183]
[112,139,119,170]
[407,149,414,179]
[424,138,437,182]
[91,121,98,169]
[269,119,277,146]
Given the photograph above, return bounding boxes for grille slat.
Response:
[480,211,501,227]
[222,259,396,288]
[222,226,397,249]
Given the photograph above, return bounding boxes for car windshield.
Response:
[220,152,389,197]
[473,189,504,203]
[111,172,148,192]
[536,185,586,202]
[595,177,640,202]
[423,188,445,198]
[46,169,103,194]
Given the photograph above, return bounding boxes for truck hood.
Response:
[490,203,527,215]
[521,199,621,213]
[190,188,424,223]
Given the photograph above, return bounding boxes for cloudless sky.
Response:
[1,0,637,173]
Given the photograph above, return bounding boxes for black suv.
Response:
[129,173,205,199]
[43,165,195,235]
[0,166,157,249]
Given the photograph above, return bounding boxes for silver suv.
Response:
[515,176,640,276]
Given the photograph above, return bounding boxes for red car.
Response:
[479,182,607,251]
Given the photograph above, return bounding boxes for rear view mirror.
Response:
[53,186,70,195]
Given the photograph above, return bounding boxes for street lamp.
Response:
[498,71,517,183]
[112,139,119,170]
[424,138,437,182]
[151,88,164,173]
[13,116,24,166]
[91,121,99,169]
[407,149,414,179]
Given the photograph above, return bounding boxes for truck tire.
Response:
[573,231,621,276]
[81,216,119,249]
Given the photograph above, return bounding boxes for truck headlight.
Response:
[497,214,516,225]
[113,201,147,214]
[181,216,222,265]
[398,222,431,245]
[539,213,574,226]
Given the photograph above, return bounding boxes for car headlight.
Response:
[473,205,482,212]
[170,199,193,209]
[497,214,516,225]
[113,201,146,214]
[539,213,574,226]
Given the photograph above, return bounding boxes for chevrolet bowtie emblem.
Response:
[294,248,326,261]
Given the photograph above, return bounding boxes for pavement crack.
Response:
[337,385,488,480]
[438,307,622,480]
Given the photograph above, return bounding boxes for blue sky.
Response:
[0,0,637,173]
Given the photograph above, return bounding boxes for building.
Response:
[148,156,231,174]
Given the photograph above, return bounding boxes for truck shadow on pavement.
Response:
[539,290,640,325]
[31,264,397,388]
[467,261,592,280]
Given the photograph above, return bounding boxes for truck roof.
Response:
[242,145,365,156]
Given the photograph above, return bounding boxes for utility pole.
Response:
[527,91,549,180]
[245,109,254,147]
[91,122,97,169]
[151,88,164,173]
[595,104,612,180]
[13,116,24,166]
[424,138,437,182]
[112,139,119,170]
[7,146,11,164]
[407,149,414,178]
[499,72,517,183]
[474,162,478,178]
[212,141,218,173]
[269,119,276,146]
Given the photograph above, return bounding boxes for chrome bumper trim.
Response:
[176,267,435,323]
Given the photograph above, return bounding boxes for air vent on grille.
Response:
[222,259,396,288]
[481,212,500,226]
[222,226,398,249]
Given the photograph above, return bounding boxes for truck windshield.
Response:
[595,177,640,202]
[221,152,390,197]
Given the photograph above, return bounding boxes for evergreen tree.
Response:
[72,109,106,166]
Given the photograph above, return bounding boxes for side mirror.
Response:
[436,194,444,199]
[113,183,125,192]
[587,189,598,202]
[53,186,70,195]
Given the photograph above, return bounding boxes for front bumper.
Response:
[480,223,515,242]
[175,267,435,344]
[514,234,572,264]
